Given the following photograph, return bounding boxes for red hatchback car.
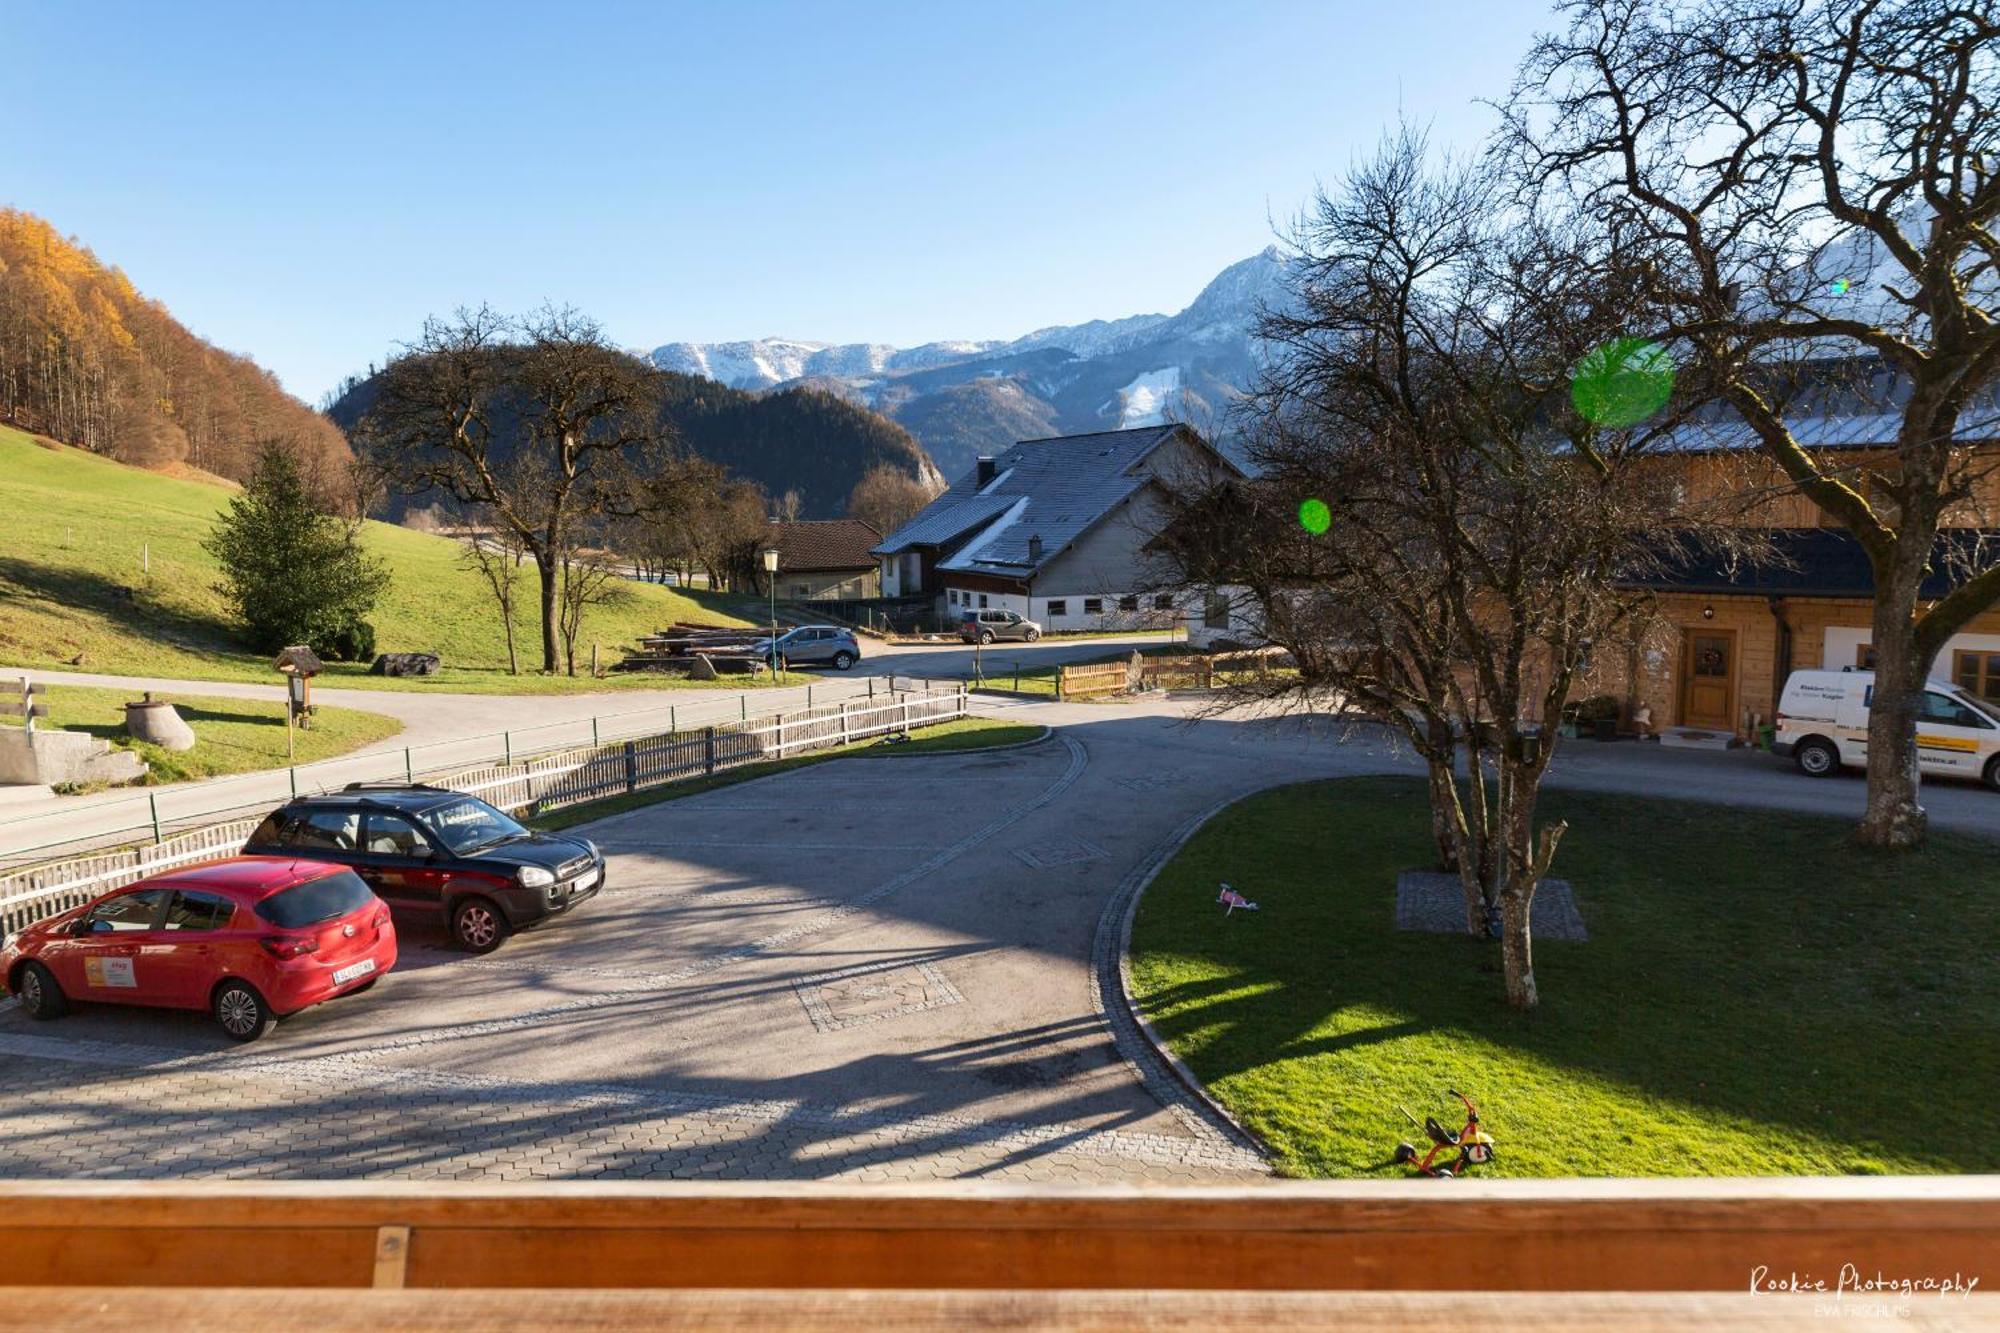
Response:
[1,856,396,1041]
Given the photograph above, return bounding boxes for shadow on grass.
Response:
[1127,773,1998,1176]
[0,554,243,660]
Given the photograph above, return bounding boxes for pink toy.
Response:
[1217,883,1259,915]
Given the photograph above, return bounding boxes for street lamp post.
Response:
[762,546,781,678]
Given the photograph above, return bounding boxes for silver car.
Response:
[754,625,862,670]
[959,608,1043,644]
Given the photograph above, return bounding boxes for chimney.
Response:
[1027,534,1043,564]
[976,456,998,488]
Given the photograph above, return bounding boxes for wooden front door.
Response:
[1680,628,1736,730]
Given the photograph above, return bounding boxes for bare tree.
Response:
[461,525,528,676]
[1506,0,2000,848]
[360,305,670,674]
[846,462,939,534]
[557,546,629,677]
[1159,130,1728,1008]
[776,488,805,524]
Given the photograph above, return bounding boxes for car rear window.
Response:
[254,870,375,928]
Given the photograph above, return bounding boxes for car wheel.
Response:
[452,897,511,954]
[212,980,275,1042]
[979,630,995,645]
[1985,754,2000,793]
[15,961,67,1020]
[1024,628,1041,642]
[1794,737,1841,778]
[832,650,855,670]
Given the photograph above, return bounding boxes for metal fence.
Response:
[0,681,968,936]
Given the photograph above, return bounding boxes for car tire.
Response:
[452,897,511,954]
[1794,737,1841,778]
[212,979,275,1042]
[979,630,995,645]
[1024,629,1040,642]
[15,961,67,1020]
[832,650,855,670]
[1985,754,2000,793]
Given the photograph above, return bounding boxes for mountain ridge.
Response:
[649,248,1289,478]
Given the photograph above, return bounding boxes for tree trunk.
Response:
[1856,552,1930,850]
[535,552,560,674]
[1498,890,1537,1009]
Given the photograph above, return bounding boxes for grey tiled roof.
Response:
[872,425,1187,576]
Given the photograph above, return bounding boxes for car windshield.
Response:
[255,870,374,928]
[1951,689,2000,726]
[423,796,530,854]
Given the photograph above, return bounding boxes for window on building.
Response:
[947,590,957,605]
[1154,594,1173,610]
[978,594,988,608]
[1046,600,1067,618]
[1083,597,1103,615]
[1118,595,1139,612]
[791,583,810,598]
[1856,643,1877,669]
[1204,591,1230,630]
[1955,649,2000,704]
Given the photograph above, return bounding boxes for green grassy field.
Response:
[1128,777,1998,1178]
[531,717,1047,832]
[0,427,750,693]
[2,683,402,783]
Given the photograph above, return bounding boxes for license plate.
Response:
[331,958,376,985]
[573,868,601,894]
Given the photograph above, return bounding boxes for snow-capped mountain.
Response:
[648,249,1290,478]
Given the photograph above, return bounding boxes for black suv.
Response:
[242,784,605,954]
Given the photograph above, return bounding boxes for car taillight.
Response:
[259,935,318,959]
[371,908,391,931]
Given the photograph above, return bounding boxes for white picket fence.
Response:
[0,685,968,936]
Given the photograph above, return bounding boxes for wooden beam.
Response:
[1,1180,1995,1293]
[1,1286,1988,1330]
[0,700,49,718]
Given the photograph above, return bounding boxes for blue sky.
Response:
[3,1,1553,400]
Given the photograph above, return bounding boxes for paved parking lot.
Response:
[0,710,1326,1183]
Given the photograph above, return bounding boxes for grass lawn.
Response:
[1127,776,1998,1178]
[0,427,749,693]
[2,684,402,783]
[530,716,1047,832]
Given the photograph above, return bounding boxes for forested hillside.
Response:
[653,373,942,517]
[0,209,351,483]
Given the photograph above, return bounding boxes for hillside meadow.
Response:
[0,427,748,693]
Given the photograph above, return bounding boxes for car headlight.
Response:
[517,866,556,889]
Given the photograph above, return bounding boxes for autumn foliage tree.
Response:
[0,209,351,485]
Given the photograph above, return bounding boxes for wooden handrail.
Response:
[5,1180,1995,1293]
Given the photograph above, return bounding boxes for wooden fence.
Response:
[1059,649,1296,701]
[1056,660,1134,700]
[0,686,967,936]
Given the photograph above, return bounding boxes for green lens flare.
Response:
[1298,497,1331,534]
[1569,338,1675,429]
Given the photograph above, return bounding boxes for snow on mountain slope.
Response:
[1114,367,1183,427]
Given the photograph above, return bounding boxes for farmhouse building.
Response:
[873,425,1242,631]
[758,519,882,601]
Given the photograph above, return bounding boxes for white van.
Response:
[1774,668,2000,790]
